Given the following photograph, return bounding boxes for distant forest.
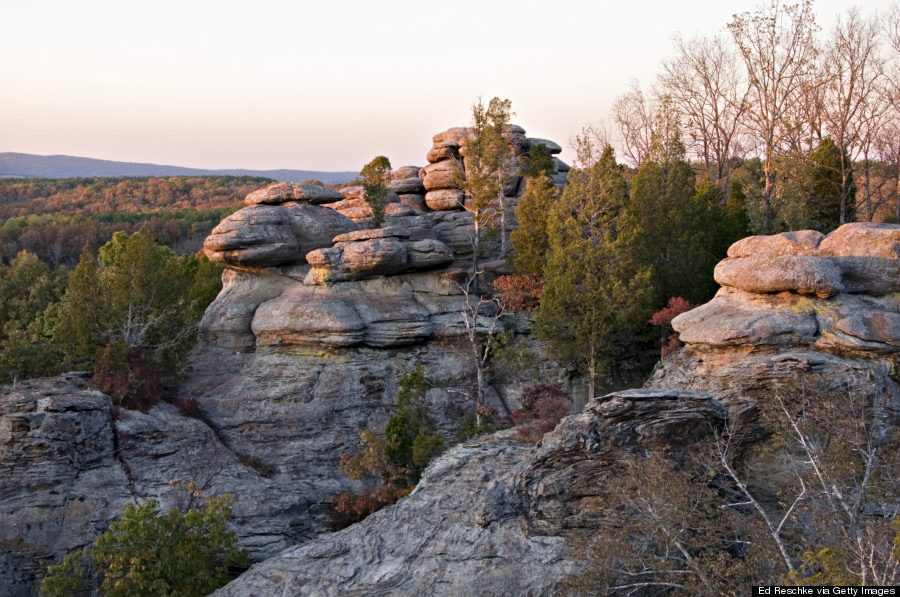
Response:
[0,175,272,265]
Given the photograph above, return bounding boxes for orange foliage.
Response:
[492,274,546,311]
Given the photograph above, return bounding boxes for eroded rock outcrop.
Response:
[214,222,900,596]
[212,389,725,597]
[674,223,900,358]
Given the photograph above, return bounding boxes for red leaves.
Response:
[510,383,572,442]
[649,296,697,327]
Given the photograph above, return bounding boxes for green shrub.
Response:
[41,491,246,597]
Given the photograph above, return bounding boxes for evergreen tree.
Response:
[535,143,652,399]
[360,155,392,228]
[509,172,558,278]
[0,252,68,382]
[803,137,856,232]
[619,102,721,305]
[42,493,246,597]
[53,231,222,383]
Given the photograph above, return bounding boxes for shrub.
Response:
[649,296,698,358]
[509,383,572,442]
[492,274,545,311]
[330,364,443,529]
[41,492,247,597]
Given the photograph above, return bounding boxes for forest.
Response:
[0,175,271,266]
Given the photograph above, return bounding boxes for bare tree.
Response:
[820,7,886,224]
[457,273,507,426]
[658,33,751,194]
[611,80,657,168]
[728,0,820,232]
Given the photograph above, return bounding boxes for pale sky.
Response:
[2,0,894,173]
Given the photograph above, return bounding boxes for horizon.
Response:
[3,0,895,173]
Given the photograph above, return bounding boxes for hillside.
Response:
[0,152,357,184]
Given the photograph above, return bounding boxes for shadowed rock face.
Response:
[211,389,726,597]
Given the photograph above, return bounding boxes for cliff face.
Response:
[215,223,900,596]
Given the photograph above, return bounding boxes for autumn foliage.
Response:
[649,296,698,357]
[492,274,545,311]
[509,383,572,442]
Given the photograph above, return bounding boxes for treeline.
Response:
[0,176,270,265]
[600,1,900,233]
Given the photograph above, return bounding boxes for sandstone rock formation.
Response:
[675,223,900,358]
[203,203,357,268]
[206,222,900,596]
[0,125,570,596]
[422,125,570,213]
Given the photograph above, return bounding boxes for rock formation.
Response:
[2,125,575,597]
[17,128,900,596]
[212,389,726,597]
[212,222,900,596]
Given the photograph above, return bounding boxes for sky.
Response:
[2,0,896,173]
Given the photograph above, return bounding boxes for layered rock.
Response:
[244,181,344,206]
[213,222,900,596]
[305,228,454,285]
[0,374,321,596]
[203,203,357,268]
[6,125,577,596]
[422,125,570,214]
[675,223,900,359]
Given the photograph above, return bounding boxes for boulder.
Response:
[398,193,427,212]
[244,182,344,206]
[203,205,302,268]
[714,255,844,297]
[407,239,455,270]
[426,141,461,163]
[818,222,900,259]
[527,137,562,154]
[392,166,422,180]
[305,237,409,284]
[425,189,465,211]
[423,171,458,191]
[432,127,470,144]
[332,227,410,243]
[252,288,366,346]
[204,203,357,269]
[727,230,824,259]
[390,177,426,195]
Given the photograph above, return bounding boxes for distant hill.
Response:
[0,152,358,184]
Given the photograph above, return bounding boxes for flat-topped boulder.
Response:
[714,255,844,297]
[305,230,454,285]
[244,181,344,206]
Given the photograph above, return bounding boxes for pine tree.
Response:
[360,155,392,228]
[619,102,721,306]
[509,172,557,278]
[535,143,652,399]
